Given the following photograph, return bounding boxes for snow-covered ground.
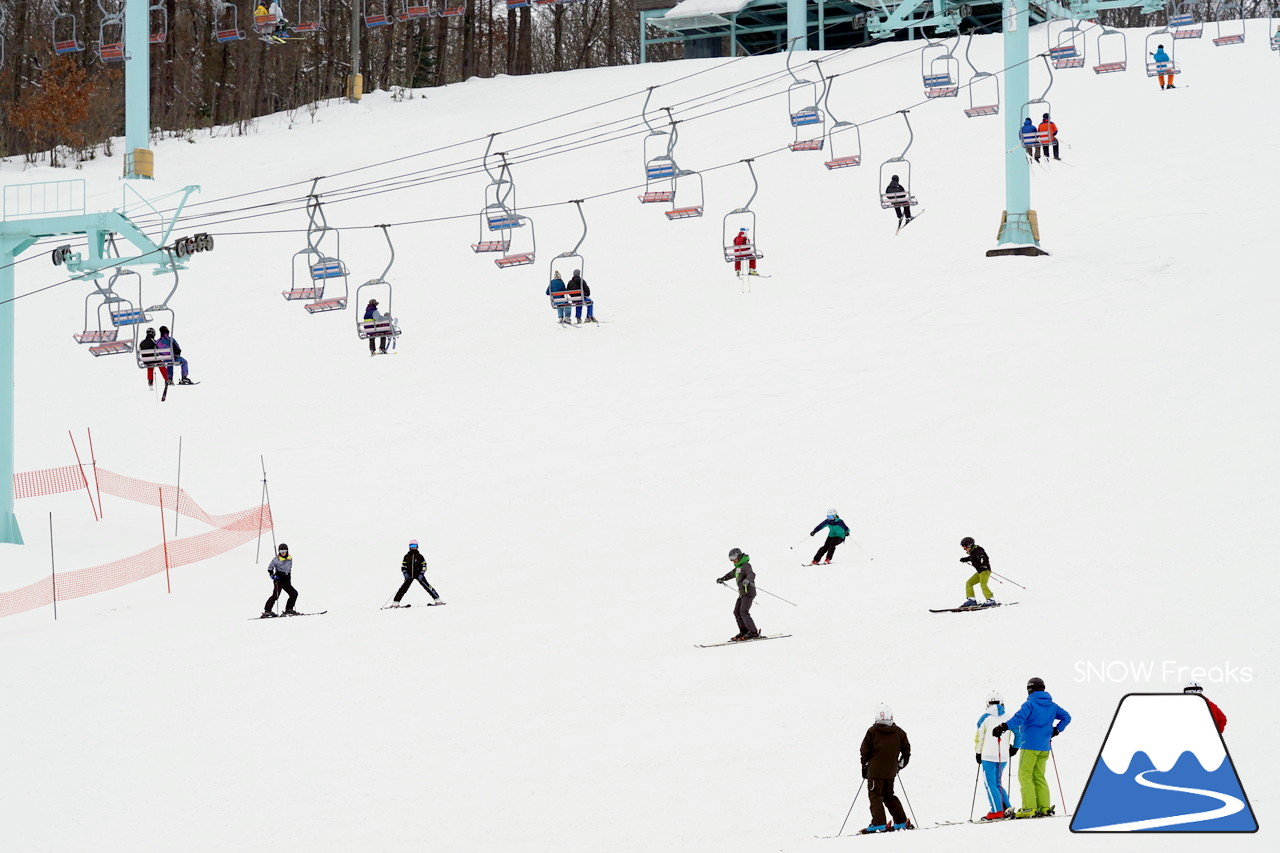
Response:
[2,24,1276,852]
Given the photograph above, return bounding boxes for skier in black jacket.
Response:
[884,175,913,224]
[387,539,443,607]
[717,548,758,641]
[959,536,996,608]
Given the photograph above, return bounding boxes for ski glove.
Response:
[975,753,982,765]
[960,556,971,563]
[991,723,1008,739]
[268,569,277,581]
[1051,727,1060,739]
[860,763,868,779]
[898,756,909,769]
[1009,747,1019,757]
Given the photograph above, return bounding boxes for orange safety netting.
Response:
[2,467,273,619]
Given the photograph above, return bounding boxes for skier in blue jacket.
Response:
[993,676,1071,818]
[1151,44,1175,89]
[546,271,570,324]
[1020,117,1039,160]
[808,509,850,565]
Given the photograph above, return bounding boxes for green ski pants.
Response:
[1018,748,1052,813]
[965,570,993,599]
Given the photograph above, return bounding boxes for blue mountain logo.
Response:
[1071,693,1257,832]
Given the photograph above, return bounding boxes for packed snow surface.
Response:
[1,24,1275,853]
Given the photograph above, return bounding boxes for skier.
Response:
[807,509,849,565]
[262,542,300,617]
[716,548,758,641]
[268,0,289,37]
[1036,113,1060,162]
[546,270,570,324]
[859,704,914,833]
[1150,44,1176,89]
[567,269,596,324]
[1020,117,1040,160]
[993,676,1071,819]
[975,690,1018,820]
[138,327,171,388]
[386,539,444,607]
[156,325,194,385]
[731,227,759,277]
[959,536,996,608]
[884,175,913,226]
[364,298,390,354]
[1184,682,1227,733]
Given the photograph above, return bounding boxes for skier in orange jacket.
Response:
[1036,113,1060,162]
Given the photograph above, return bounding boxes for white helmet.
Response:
[986,690,1003,706]
[1184,681,1204,694]
[827,508,838,517]
[874,703,894,725]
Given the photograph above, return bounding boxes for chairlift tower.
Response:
[0,180,200,544]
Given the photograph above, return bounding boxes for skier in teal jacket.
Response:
[808,509,850,565]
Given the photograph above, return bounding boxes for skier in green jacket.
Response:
[717,548,759,641]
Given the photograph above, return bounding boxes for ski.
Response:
[929,602,1019,614]
[800,561,833,567]
[895,210,925,234]
[251,610,327,620]
[382,601,446,610]
[696,633,791,648]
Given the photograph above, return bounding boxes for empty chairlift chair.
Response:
[51,3,85,54]
[1092,26,1128,74]
[363,0,395,26]
[1169,2,1203,39]
[1050,24,1086,70]
[638,95,677,204]
[665,169,705,220]
[96,5,126,63]
[214,2,247,42]
[1213,3,1246,46]
[921,38,959,98]
[74,287,133,356]
[820,76,862,168]
[148,3,168,44]
[292,0,322,32]
[397,1,433,20]
[786,54,826,149]
[962,35,1000,117]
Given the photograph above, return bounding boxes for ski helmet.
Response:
[960,536,975,548]
[277,543,289,553]
[1026,676,1046,693]
[409,539,419,549]
[145,327,156,337]
[826,508,838,518]
[728,548,743,561]
[986,690,1003,706]
[1184,682,1204,694]
[874,703,894,725]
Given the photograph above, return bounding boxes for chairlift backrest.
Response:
[148,3,168,44]
[214,2,247,42]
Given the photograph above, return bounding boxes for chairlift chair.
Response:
[547,201,588,310]
[878,111,918,212]
[148,3,168,44]
[103,269,151,327]
[962,32,999,116]
[1019,55,1055,153]
[1272,5,1280,50]
[1213,4,1246,46]
[287,234,348,303]
[785,51,824,130]
[920,39,958,98]
[722,160,763,265]
[355,226,403,344]
[398,1,433,20]
[507,0,530,8]
[437,0,464,15]
[214,2,247,42]
[1144,31,1180,78]
[51,5,85,54]
[665,170,705,220]
[292,0,321,31]
[638,95,677,202]
[789,59,828,150]
[1092,26,1128,74]
[1,6,6,68]
[134,296,179,374]
[493,217,535,268]
[1169,2,1203,39]
[74,291,127,350]
[364,0,395,26]
[1050,25,1086,70]
[819,72,862,167]
[97,13,126,63]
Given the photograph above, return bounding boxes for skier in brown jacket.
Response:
[859,704,914,833]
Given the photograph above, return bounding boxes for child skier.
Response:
[807,509,850,565]
[959,536,996,607]
[859,704,913,833]
[975,690,1017,820]
[386,539,444,607]
[716,548,758,641]
[993,677,1071,818]
[262,542,299,616]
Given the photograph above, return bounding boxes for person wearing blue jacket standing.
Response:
[993,676,1071,818]
[807,509,850,565]
[974,690,1018,820]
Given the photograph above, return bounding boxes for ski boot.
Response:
[283,609,300,616]
[858,825,888,834]
[892,821,914,831]
[260,610,277,619]
[981,598,999,607]
[744,629,762,640]
[981,811,1006,821]
[1013,808,1037,819]
[179,377,194,385]
[748,269,760,276]
[1035,806,1056,818]
[960,598,978,608]
[729,633,745,642]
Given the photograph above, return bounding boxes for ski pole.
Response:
[836,779,865,837]
[788,534,810,550]
[847,536,874,561]
[990,571,1025,590]
[897,773,919,827]
[1050,749,1069,815]
[720,580,798,606]
[969,764,980,821]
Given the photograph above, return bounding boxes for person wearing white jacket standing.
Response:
[974,690,1018,820]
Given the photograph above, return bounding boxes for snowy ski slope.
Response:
[1,24,1276,852]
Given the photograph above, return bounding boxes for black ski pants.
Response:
[868,777,908,828]
[394,568,438,603]
[733,592,757,635]
[893,205,912,222]
[265,575,298,613]
[812,536,843,564]
[1035,141,1060,161]
[369,335,388,353]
